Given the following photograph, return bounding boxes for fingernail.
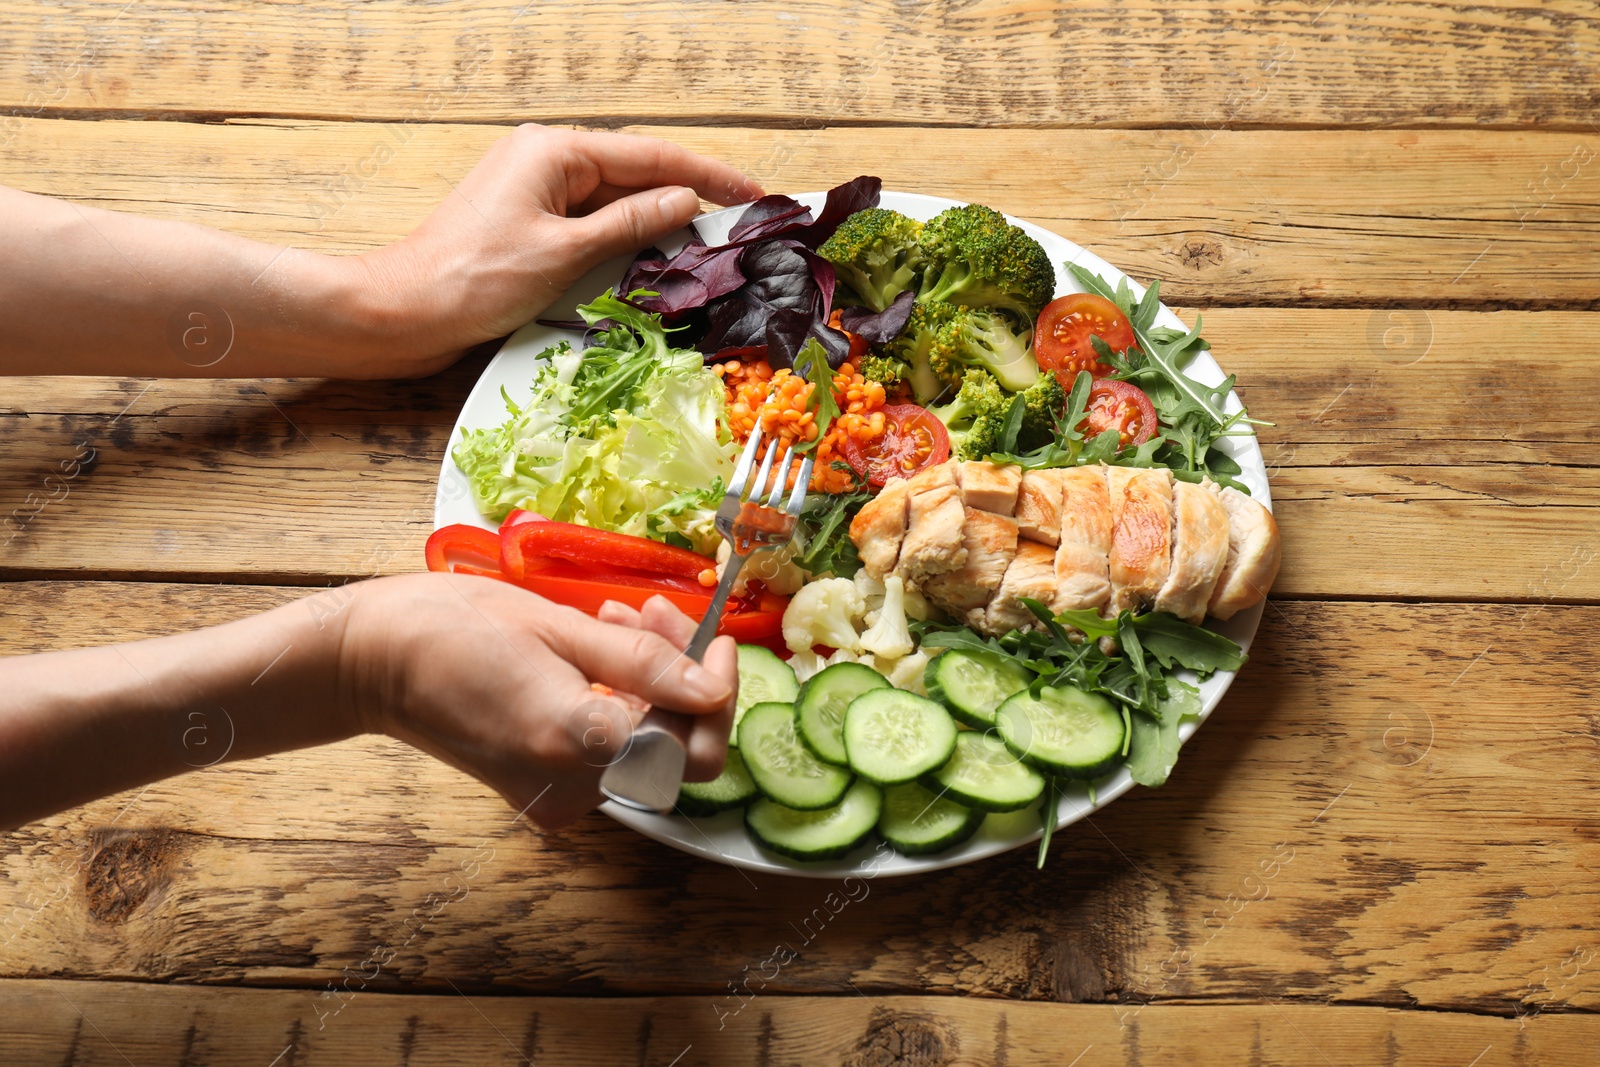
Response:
[684,663,730,702]
[659,186,699,217]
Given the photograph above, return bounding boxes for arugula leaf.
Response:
[1133,613,1247,676]
[1127,681,1202,787]
[1052,608,1119,641]
[794,338,840,453]
[1037,777,1059,870]
[794,488,870,578]
[997,393,1027,454]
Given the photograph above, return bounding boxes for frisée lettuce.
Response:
[451,291,735,554]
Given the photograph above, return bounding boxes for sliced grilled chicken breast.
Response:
[1155,480,1230,622]
[1206,483,1283,620]
[894,465,968,583]
[849,476,913,580]
[1107,466,1174,614]
[987,540,1059,633]
[954,461,1023,516]
[1052,465,1114,613]
[922,508,1020,612]
[1014,468,1069,546]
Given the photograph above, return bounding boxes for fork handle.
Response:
[599,553,749,813]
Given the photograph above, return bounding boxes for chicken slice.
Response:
[922,507,1020,612]
[954,461,1023,516]
[1107,466,1173,614]
[1052,465,1114,613]
[1013,468,1069,546]
[1155,480,1230,623]
[1205,483,1283,620]
[986,540,1059,633]
[893,464,967,583]
[849,476,913,580]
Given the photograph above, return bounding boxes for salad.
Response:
[428,177,1282,867]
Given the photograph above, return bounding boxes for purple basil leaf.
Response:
[786,175,882,248]
[838,289,914,342]
[740,242,820,316]
[810,324,852,369]
[763,307,816,369]
[699,293,769,353]
[794,245,837,318]
[728,194,813,242]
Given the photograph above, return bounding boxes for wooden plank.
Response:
[3,584,1598,1016]
[3,985,1587,1067]
[2,0,1597,128]
[4,118,1599,307]
[4,310,1598,598]
[1,981,1592,1067]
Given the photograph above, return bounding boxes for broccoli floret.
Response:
[916,204,1055,322]
[883,300,962,404]
[817,208,926,313]
[929,368,1013,460]
[927,306,1042,395]
[858,353,910,386]
[1016,371,1066,451]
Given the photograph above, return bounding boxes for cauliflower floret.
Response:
[880,650,932,695]
[782,577,867,654]
[859,575,915,660]
[716,540,808,596]
[788,647,829,684]
[853,569,887,612]
[826,646,876,672]
[901,581,935,621]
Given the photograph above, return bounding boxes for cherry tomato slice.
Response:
[838,403,952,487]
[1035,293,1139,383]
[1081,380,1159,448]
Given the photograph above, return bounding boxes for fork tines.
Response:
[730,423,812,516]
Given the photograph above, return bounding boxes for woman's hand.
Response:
[339,573,740,828]
[0,127,759,379]
[356,125,764,377]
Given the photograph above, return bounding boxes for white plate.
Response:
[434,190,1269,879]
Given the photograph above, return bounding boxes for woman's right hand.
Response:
[337,572,739,828]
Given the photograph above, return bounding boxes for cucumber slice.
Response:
[878,782,985,855]
[734,645,799,739]
[736,701,854,810]
[842,690,958,785]
[926,732,1046,812]
[795,662,892,766]
[676,747,759,817]
[746,779,883,861]
[996,685,1125,779]
[925,649,1033,728]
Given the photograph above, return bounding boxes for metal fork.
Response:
[600,421,813,813]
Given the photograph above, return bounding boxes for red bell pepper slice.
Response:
[501,520,715,583]
[511,572,716,617]
[425,524,501,574]
[501,508,545,528]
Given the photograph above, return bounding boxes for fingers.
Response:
[564,186,703,266]
[542,126,763,206]
[683,634,739,781]
[544,610,733,715]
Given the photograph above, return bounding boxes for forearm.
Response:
[0,184,422,378]
[0,591,359,830]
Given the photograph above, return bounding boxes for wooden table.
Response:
[3,2,1598,1062]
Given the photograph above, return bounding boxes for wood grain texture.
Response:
[4,982,1593,1067]
[2,0,1598,128]
[4,118,1599,307]
[3,583,1599,1017]
[4,311,1597,598]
